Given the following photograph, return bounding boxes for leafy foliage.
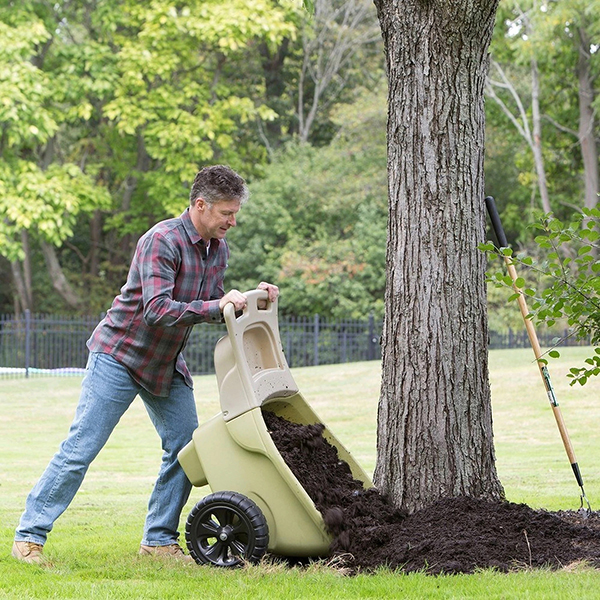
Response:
[0,11,111,262]
[483,208,600,384]
[227,85,387,319]
[0,0,300,311]
[487,0,600,228]
[1,0,599,322]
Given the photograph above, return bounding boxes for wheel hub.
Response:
[218,525,234,542]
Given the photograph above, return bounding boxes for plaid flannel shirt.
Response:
[87,208,227,397]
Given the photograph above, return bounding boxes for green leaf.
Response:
[302,0,315,14]
[548,219,564,232]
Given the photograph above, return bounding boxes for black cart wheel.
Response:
[185,491,269,567]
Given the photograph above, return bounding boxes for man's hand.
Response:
[219,284,279,314]
[257,281,279,302]
[219,289,247,312]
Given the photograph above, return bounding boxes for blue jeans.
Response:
[14,352,199,547]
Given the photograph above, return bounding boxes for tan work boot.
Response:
[139,543,195,564]
[12,541,47,565]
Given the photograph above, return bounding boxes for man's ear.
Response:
[195,197,206,211]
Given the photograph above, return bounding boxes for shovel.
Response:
[485,196,591,513]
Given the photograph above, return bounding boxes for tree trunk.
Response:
[10,230,34,313]
[373,0,504,514]
[259,37,291,147]
[20,230,33,309]
[10,260,32,313]
[576,26,598,211]
[39,240,82,308]
[90,209,102,278]
[530,58,552,214]
[109,131,150,266]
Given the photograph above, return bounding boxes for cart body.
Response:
[178,290,372,558]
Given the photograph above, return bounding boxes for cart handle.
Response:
[218,288,295,420]
[222,289,271,327]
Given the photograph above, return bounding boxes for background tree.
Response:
[373,0,504,513]
[483,0,600,334]
[227,84,388,319]
[1,0,598,331]
[0,7,112,311]
[0,0,295,314]
[295,0,380,143]
[544,0,599,212]
[484,208,600,385]
[254,0,382,151]
[486,0,600,225]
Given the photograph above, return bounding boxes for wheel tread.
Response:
[185,491,269,567]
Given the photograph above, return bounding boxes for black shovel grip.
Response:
[484,196,509,248]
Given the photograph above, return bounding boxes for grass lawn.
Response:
[1,347,599,598]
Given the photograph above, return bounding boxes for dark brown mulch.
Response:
[262,410,600,574]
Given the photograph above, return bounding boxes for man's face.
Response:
[193,198,241,240]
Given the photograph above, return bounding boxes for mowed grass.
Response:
[1,347,600,598]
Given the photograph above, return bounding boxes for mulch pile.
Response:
[262,410,600,574]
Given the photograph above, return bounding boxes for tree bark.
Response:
[110,130,150,265]
[576,26,598,211]
[10,230,34,313]
[40,240,82,308]
[90,209,102,278]
[373,0,504,513]
[10,260,32,313]
[530,58,551,214]
[259,37,291,147]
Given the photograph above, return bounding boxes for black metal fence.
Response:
[1,311,590,381]
[488,328,589,350]
[0,312,381,379]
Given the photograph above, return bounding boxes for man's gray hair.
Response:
[189,165,249,206]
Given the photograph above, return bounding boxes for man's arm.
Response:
[140,233,223,326]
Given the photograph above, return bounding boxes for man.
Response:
[13,165,279,565]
